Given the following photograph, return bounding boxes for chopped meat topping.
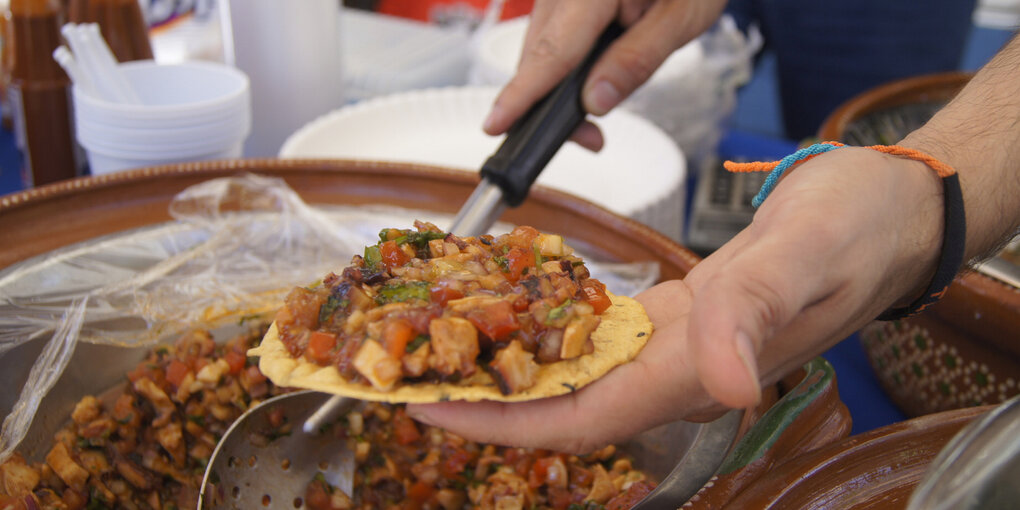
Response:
[275,222,613,394]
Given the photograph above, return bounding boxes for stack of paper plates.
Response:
[280,86,687,241]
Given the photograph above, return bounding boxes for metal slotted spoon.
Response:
[198,391,356,509]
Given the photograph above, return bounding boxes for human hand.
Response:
[484,0,726,151]
[408,147,945,451]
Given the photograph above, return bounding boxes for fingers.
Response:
[407,357,669,453]
[483,0,617,136]
[568,120,605,151]
[581,0,724,115]
[484,0,727,134]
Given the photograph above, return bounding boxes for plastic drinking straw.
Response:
[60,23,121,102]
[81,23,142,104]
[52,45,94,93]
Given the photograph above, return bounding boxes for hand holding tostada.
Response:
[397,0,1020,452]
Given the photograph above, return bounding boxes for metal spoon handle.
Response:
[302,394,350,434]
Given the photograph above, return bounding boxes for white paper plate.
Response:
[279,86,686,240]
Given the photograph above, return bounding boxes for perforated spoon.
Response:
[198,391,355,509]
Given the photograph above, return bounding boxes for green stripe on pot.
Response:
[717,357,836,475]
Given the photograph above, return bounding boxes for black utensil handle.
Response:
[479,21,624,207]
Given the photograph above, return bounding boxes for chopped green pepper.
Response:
[375,281,430,304]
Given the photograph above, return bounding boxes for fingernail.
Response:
[735,331,762,405]
[587,80,621,115]
[483,104,503,133]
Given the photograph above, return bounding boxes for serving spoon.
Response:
[198,391,355,509]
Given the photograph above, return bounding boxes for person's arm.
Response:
[484,0,726,150]
[408,35,1020,453]
[691,33,1020,409]
[901,34,1020,264]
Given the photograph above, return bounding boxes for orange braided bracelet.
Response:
[724,142,966,320]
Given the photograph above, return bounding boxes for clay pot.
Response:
[0,159,852,508]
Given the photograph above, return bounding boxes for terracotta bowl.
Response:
[0,159,852,508]
[719,405,990,509]
[817,73,1020,418]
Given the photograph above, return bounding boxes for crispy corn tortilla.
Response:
[248,291,652,403]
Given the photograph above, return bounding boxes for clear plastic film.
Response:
[0,174,659,463]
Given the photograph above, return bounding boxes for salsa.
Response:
[274,222,613,394]
[299,401,656,510]
[0,327,657,510]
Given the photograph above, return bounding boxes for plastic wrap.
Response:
[0,174,659,463]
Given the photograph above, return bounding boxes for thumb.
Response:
[686,253,824,409]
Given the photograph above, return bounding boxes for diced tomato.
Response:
[528,455,568,489]
[165,359,190,388]
[304,477,332,510]
[504,246,535,283]
[406,480,434,504]
[306,331,337,363]
[582,281,612,314]
[127,363,165,386]
[465,300,520,340]
[392,407,422,445]
[503,448,534,477]
[224,348,247,375]
[546,486,575,510]
[380,240,410,269]
[440,447,476,479]
[380,319,415,359]
[429,280,464,306]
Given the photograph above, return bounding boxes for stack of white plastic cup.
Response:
[72,60,251,174]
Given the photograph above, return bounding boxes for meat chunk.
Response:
[70,395,101,425]
[0,453,39,497]
[490,341,539,394]
[428,317,479,377]
[45,443,89,491]
[560,314,600,360]
[132,377,176,427]
[353,340,402,391]
[585,464,618,504]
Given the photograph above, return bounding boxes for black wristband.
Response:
[877,172,966,320]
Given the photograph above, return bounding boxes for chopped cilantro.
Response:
[376,281,430,304]
[494,255,509,272]
[318,294,349,324]
[364,244,382,269]
[406,335,429,353]
[404,230,447,248]
[547,299,573,323]
[568,503,605,510]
